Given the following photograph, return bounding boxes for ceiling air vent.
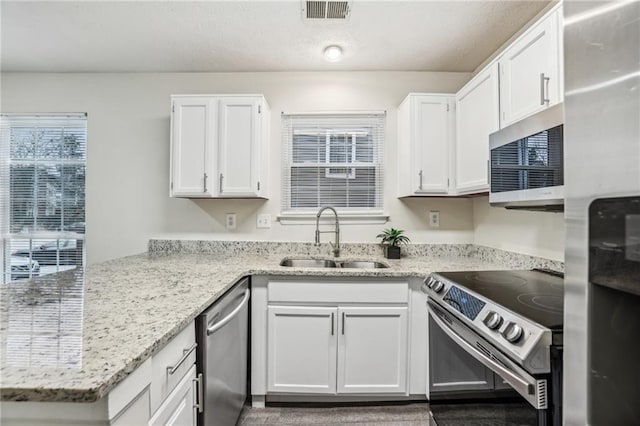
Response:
[303,1,352,20]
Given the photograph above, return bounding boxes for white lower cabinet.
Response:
[267,305,409,396]
[255,278,417,400]
[267,306,337,393]
[337,307,408,394]
[149,365,197,426]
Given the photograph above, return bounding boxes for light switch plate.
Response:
[256,214,272,229]
[226,213,237,230]
[429,211,440,228]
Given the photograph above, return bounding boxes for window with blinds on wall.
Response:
[281,112,385,216]
[1,114,87,284]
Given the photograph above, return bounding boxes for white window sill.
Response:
[277,212,389,225]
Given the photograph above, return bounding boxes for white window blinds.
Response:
[1,114,87,284]
[282,112,385,215]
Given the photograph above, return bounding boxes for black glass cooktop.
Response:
[436,269,564,331]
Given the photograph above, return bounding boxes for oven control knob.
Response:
[431,280,445,293]
[502,322,524,343]
[483,311,503,330]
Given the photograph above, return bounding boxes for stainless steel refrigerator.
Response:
[564,1,640,425]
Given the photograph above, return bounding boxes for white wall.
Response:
[2,71,477,264]
[472,196,565,261]
[2,72,566,264]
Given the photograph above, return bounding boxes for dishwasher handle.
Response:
[206,289,250,336]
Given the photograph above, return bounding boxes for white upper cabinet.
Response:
[499,8,562,128]
[455,63,500,194]
[170,97,217,197]
[170,94,269,199]
[218,97,263,197]
[397,94,455,197]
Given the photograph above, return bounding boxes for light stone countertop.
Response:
[0,246,557,403]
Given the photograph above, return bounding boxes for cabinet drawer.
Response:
[151,322,196,414]
[268,281,409,304]
[149,365,197,426]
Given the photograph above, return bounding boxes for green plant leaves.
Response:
[376,228,410,247]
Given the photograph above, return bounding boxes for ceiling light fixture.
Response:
[323,45,343,62]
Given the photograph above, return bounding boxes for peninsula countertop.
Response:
[0,246,560,403]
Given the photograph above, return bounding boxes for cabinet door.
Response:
[412,95,453,194]
[499,10,560,127]
[148,365,196,426]
[337,307,408,394]
[170,97,217,197]
[455,63,499,194]
[428,317,494,394]
[218,97,262,197]
[267,306,338,393]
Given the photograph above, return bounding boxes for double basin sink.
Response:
[280,258,389,269]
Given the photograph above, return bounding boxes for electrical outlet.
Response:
[225,213,237,230]
[256,213,272,229]
[429,211,440,228]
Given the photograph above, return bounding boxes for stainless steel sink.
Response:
[279,258,388,269]
[339,261,389,269]
[280,259,338,268]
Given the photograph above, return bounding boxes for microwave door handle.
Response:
[487,160,490,186]
[428,307,540,404]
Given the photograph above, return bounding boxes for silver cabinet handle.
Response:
[193,372,204,413]
[206,289,250,335]
[418,170,423,191]
[540,73,550,106]
[203,173,208,193]
[219,173,224,193]
[167,342,197,375]
[342,312,345,335]
[331,313,334,335]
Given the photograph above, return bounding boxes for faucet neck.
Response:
[315,206,341,257]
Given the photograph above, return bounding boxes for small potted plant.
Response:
[376,228,410,259]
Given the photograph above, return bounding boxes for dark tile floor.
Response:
[237,402,431,425]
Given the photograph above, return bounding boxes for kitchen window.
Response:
[0,114,87,284]
[281,112,386,224]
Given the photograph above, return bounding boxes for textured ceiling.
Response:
[1,1,552,73]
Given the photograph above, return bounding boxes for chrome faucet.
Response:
[315,206,340,257]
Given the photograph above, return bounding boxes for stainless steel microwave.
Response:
[489,104,564,211]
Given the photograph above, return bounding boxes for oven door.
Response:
[428,299,548,409]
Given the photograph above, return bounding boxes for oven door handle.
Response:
[428,306,546,409]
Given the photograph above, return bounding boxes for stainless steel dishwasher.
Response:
[196,278,250,426]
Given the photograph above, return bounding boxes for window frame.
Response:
[1,113,87,284]
[280,112,388,225]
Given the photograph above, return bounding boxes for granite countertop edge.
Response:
[0,250,559,403]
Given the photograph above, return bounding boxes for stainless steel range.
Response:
[423,269,563,426]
